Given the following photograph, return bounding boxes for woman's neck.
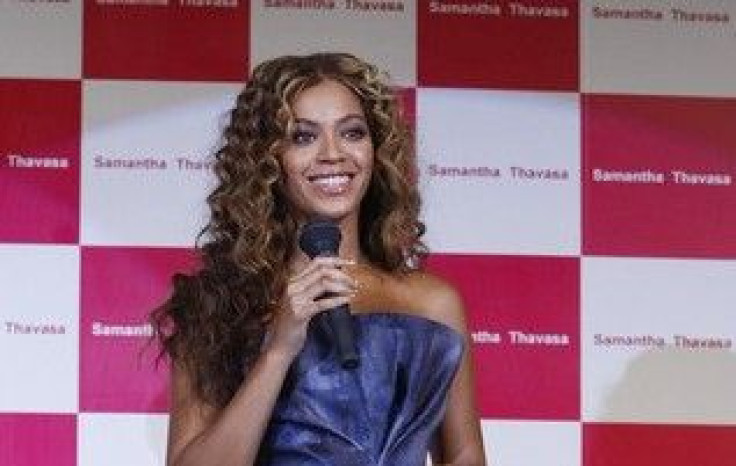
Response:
[335,214,363,262]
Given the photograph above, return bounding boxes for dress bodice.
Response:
[257,312,465,466]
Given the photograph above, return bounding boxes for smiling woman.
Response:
[280,80,375,227]
[151,52,486,466]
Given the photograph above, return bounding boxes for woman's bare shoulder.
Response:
[350,265,469,334]
[396,270,468,335]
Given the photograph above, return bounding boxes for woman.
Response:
[152,52,486,465]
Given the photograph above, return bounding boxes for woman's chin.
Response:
[298,205,359,224]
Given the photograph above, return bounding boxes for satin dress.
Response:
[257,312,465,466]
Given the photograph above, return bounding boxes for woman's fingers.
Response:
[289,256,354,283]
[288,263,356,298]
[298,274,355,300]
[288,293,351,322]
[284,258,356,320]
[288,270,355,297]
[312,295,352,313]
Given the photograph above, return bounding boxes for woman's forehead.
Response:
[290,80,366,122]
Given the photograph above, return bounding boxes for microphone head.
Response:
[298,218,341,258]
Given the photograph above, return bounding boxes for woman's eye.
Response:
[291,130,316,145]
[343,126,368,141]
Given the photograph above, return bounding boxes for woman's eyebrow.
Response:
[293,114,367,127]
[293,118,318,128]
[338,114,368,124]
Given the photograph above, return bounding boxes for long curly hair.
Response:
[151,52,426,409]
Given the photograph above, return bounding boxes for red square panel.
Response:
[80,246,199,413]
[584,423,736,466]
[418,0,579,90]
[583,94,736,258]
[0,414,76,466]
[0,79,80,244]
[427,254,580,420]
[83,3,248,81]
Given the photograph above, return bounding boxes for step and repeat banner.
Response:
[1,1,736,465]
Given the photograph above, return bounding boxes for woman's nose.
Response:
[317,133,346,162]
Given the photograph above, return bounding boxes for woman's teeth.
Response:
[311,175,351,192]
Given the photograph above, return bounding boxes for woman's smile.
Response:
[308,172,355,195]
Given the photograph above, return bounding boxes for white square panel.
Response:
[78,413,168,466]
[0,244,79,413]
[582,256,736,424]
[582,0,736,97]
[81,80,242,246]
[481,420,581,466]
[0,0,81,79]
[417,88,580,255]
[250,1,416,86]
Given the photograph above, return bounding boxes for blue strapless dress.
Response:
[257,312,465,466]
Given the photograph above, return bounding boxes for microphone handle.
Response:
[324,303,359,369]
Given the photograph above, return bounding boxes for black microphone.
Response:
[298,219,359,369]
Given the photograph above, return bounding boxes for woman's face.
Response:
[280,79,374,225]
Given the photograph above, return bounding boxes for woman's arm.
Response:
[166,346,292,466]
[436,330,487,465]
[166,257,357,466]
[418,274,487,466]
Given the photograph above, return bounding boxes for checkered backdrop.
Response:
[1,1,735,465]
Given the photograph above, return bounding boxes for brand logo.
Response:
[343,0,404,12]
[91,321,154,338]
[472,327,571,346]
[428,164,501,178]
[94,0,241,7]
[592,5,730,24]
[14,0,72,4]
[429,1,569,18]
[5,320,67,335]
[472,330,501,344]
[4,153,70,169]
[428,163,570,181]
[93,154,212,171]
[674,334,732,349]
[592,168,732,186]
[594,333,666,349]
[180,0,239,7]
[592,5,663,21]
[594,333,733,350]
[95,0,168,6]
[264,0,336,10]
[264,0,406,13]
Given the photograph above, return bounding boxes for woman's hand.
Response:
[166,257,356,466]
[265,257,357,361]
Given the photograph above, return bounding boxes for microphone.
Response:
[298,219,359,369]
